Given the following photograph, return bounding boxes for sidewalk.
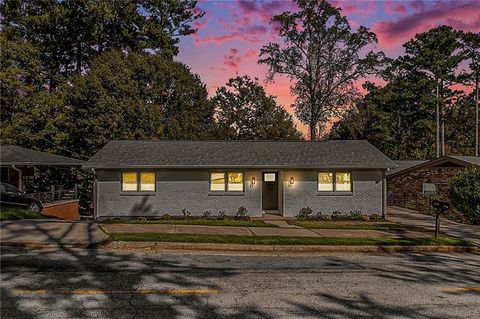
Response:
[388,206,480,246]
[101,223,429,239]
[0,219,108,247]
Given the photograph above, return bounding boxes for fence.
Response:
[28,188,77,204]
[388,191,434,215]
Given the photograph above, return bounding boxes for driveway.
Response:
[0,219,108,246]
[388,206,480,246]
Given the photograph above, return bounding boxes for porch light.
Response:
[288,176,295,187]
[250,176,255,187]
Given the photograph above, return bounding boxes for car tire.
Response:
[28,202,41,212]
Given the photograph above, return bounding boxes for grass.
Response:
[0,208,46,220]
[289,220,428,232]
[109,233,470,246]
[104,218,277,227]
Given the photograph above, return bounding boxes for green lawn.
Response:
[104,218,277,227]
[0,208,46,220]
[289,220,427,232]
[109,233,469,246]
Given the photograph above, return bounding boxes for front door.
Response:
[262,172,278,211]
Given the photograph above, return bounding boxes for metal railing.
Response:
[28,188,77,204]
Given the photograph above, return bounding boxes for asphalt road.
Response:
[1,247,479,319]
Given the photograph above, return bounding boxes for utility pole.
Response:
[476,78,479,157]
[436,81,440,158]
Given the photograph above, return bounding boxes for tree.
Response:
[449,166,480,225]
[55,50,214,157]
[213,75,302,140]
[329,74,436,160]
[459,31,480,156]
[258,0,384,140]
[0,0,204,90]
[402,26,463,157]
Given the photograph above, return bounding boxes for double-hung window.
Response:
[122,172,156,192]
[318,172,352,192]
[210,172,244,192]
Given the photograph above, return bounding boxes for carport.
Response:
[0,145,85,220]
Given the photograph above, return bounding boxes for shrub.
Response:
[360,214,370,221]
[319,213,331,221]
[162,213,171,220]
[297,207,313,220]
[181,208,191,219]
[202,210,212,218]
[236,206,248,217]
[347,210,363,220]
[331,210,344,220]
[369,213,381,222]
[449,166,480,224]
[217,210,227,219]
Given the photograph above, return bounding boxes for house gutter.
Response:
[11,164,23,191]
[382,169,388,218]
[92,168,98,220]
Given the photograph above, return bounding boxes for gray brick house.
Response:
[84,140,396,219]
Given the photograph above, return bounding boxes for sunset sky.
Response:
[177,0,480,135]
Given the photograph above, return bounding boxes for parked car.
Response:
[0,182,43,212]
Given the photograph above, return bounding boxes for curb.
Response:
[102,241,479,254]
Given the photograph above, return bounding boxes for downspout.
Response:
[11,165,23,191]
[382,169,388,219]
[92,168,97,220]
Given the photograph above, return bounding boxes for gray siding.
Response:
[281,170,384,217]
[95,169,384,218]
[96,169,263,218]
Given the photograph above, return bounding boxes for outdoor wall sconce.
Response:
[250,176,255,187]
[288,176,295,187]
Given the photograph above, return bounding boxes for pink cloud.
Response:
[330,0,377,17]
[224,48,242,69]
[237,0,297,23]
[384,0,407,14]
[373,1,480,47]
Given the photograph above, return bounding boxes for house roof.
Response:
[0,145,85,166]
[386,155,480,178]
[84,140,396,169]
[387,160,428,176]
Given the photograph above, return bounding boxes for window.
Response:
[122,172,155,192]
[140,172,155,191]
[228,172,243,191]
[210,171,244,192]
[210,172,226,191]
[318,172,352,192]
[318,172,334,191]
[263,173,276,182]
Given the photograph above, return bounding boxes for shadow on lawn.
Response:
[0,223,272,319]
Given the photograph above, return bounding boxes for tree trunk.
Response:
[440,78,445,156]
[436,79,440,158]
[309,122,317,141]
[476,77,479,157]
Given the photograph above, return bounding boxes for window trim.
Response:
[121,171,156,193]
[317,171,353,193]
[209,171,245,193]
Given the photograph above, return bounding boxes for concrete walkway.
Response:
[388,206,480,246]
[0,219,108,246]
[101,222,428,239]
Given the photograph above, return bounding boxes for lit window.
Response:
[318,172,334,191]
[228,172,243,191]
[122,172,138,191]
[335,172,351,192]
[210,172,226,191]
[263,173,276,182]
[140,172,155,191]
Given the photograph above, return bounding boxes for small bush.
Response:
[360,214,370,221]
[236,206,248,217]
[297,207,313,220]
[181,208,191,219]
[202,210,212,218]
[450,166,480,224]
[217,210,227,219]
[369,213,381,222]
[331,210,344,220]
[347,210,363,220]
[162,213,171,220]
[320,214,331,221]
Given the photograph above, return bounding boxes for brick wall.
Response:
[387,166,467,222]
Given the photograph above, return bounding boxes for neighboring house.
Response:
[387,155,480,222]
[84,140,396,219]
